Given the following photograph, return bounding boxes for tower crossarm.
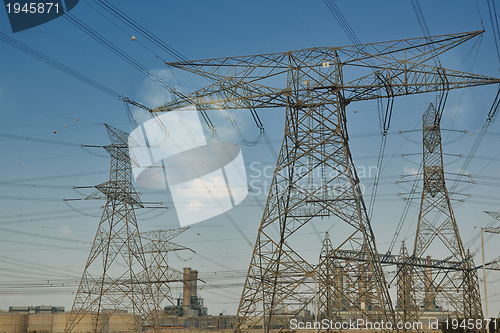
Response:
[343,64,499,101]
[161,31,483,82]
[152,61,499,113]
[475,258,500,271]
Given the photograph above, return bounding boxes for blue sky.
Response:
[1,0,500,317]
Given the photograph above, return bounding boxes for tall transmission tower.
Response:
[412,104,482,321]
[65,125,153,333]
[396,242,418,329]
[485,212,500,233]
[152,31,499,332]
[318,232,342,324]
[139,228,191,329]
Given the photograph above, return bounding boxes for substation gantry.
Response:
[153,30,500,333]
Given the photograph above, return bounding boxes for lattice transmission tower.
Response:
[395,242,418,327]
[411,103,482,322]
[485,212,500,233]
[139,228,190,329]
[151,30,499,332]
[65,125,155,333]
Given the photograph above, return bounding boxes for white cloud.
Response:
[140,69,175,108]
[404,166,418,176]
[176,175,228,200]
[58,226,73,236]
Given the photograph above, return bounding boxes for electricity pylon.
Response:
[396,242,417,330]
[139,228,190,329]
[152,30,499,332]
[485,212,500,233]
[65,125,153,333]
[411,104,482,323]
[318,232,343,326]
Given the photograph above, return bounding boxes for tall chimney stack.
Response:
[191,270,198,302]
[183,267,192,310]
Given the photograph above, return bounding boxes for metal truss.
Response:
[153,30,500,333]
[485,212,500,234]
[138,228,190,329]
[65,125,153,333]
[411,104,482,327]
[396,242,418,328]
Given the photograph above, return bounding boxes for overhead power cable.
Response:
[449,87,500,194]
[322,0,394,222]
[90,0,189,62]
[94,0,268,145]
[0,226,90,244]
[0,32,122,100]
[0,131,100,147]
[84,0,267,147]
[410,0,442,68]
[487,0,500,64]
[0,32,150,112]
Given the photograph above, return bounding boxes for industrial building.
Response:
[1,310,143,333]
[0,267,216,333]
[163,267,207,318]
[8,306,65,315]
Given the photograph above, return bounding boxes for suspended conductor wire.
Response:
[95,0,271,148]
[0,32,123,100]
[444,36,483,145]
[0,31,151,116]
[410,0,441,67]
[90,0,268,146]
[83,0,169,64]
[448,87,500,195]
[0,131,91,147]
[323,0,396,221]
[0,226,90,245]
[161,129,253,248]
[388,162,423,254]
[61,0,222,138]
[90,0,188,62]
[487,0,500,64]
[63,200,102,218]
[42,0,175,94]
[322,0,374,66]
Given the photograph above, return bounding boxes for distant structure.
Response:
[139,228,192,328]
[164,267,207,318]
[9,305,64,314]
[410,104,482,322]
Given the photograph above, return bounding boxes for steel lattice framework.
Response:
[318,233,343,324]
[410,104,482,325]
[153,30,500,333]
[139,228,189,329]
[485,212,500,234]
[65,125,153,333]
[396,242,418,327]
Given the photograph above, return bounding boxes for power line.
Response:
[90,0,189,62]
[487,0,500,64]
[0,32,124,100]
